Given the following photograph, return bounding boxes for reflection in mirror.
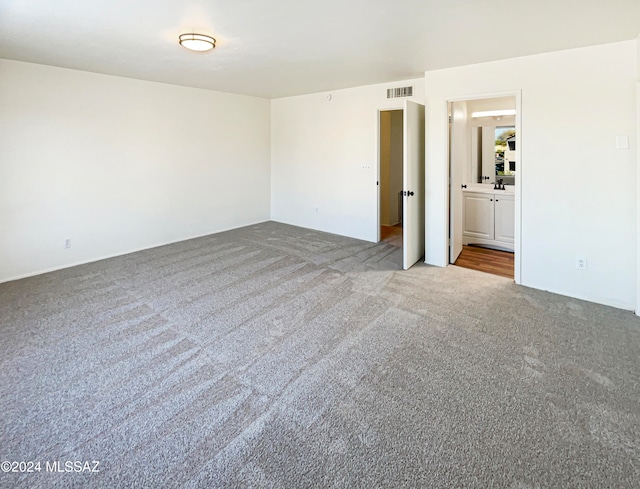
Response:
[495,126,515,185]
[471,125,516,185]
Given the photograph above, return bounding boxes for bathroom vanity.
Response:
[462,185,514,251]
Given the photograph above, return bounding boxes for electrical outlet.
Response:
[315,207,319,213]
[361,164,372,171]
[576,257,587,270]
[64,239,72,249]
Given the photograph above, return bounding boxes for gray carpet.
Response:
[1,221,639,488]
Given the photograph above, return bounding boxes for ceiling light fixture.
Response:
[471,109,516,118]
[179,33,216,52]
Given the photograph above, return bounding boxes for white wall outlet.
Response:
[361,164,372,171]
[64,239,72,249]
[576,257,587,270]
[315,207,319,213]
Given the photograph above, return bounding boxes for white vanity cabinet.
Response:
[494,194,515,244]
[462,192,493,239]
[462,190,514,251]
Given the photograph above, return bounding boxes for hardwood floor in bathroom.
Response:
[454,245,514,279]
[380,225,402,248]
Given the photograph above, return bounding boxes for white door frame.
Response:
[445,90,522,284]
[636,82,640,316]
[447,101,466,264]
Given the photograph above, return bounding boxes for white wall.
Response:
[425,41,637,310]
[271,79,424,242]
[0,59,271,282]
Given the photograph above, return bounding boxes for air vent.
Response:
[386,86,413,99]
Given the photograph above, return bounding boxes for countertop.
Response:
[462,184,515,195]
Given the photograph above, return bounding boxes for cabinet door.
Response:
[494,194,515,244]
[463,192,494,239]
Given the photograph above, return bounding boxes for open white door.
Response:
[449,102,464,263]
[402,100,425,270]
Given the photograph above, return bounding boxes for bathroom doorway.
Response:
[447,94,521,281]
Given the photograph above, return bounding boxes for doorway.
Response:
[447,94,521,281]
[379,110,404,249]
[377,101,426,270]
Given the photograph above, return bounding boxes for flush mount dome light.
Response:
[179,33,216,52]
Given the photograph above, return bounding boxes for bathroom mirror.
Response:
[470,125,516,185]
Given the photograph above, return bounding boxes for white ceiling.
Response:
[1,0,638,99]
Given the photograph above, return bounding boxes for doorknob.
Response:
[404,190,414,197]
[461,184,467,189]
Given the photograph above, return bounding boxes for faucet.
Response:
[494,178,505,190]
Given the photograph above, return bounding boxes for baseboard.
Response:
[0,219,270,284]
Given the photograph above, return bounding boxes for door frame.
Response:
[636,82,640,316]
[376,106,403,243]
[447,100,465,264]
[445,90,522,284]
